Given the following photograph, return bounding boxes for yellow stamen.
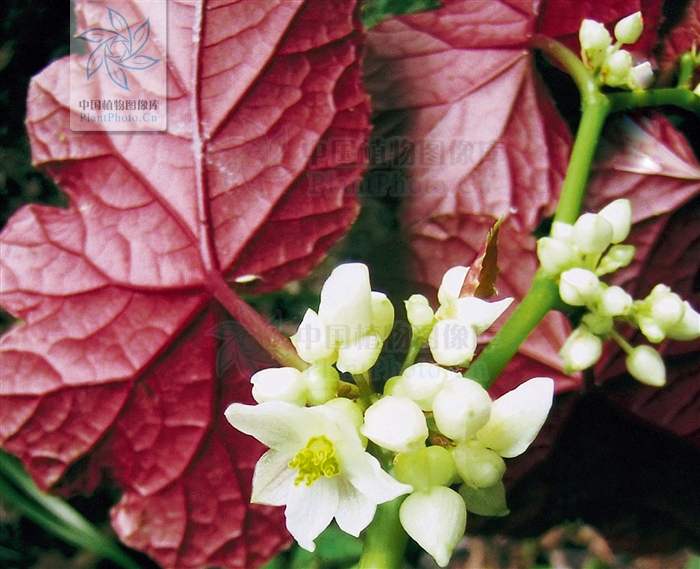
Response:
[288,436,341,486]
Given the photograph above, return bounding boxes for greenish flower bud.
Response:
[394,446,457,491]
[573,213,613,254]
[614,11,643,45]
[405,294,435,329]
[626,345,666,387]
[579,19,612,68]
[559,268,601,306]
[650,290,685,329]
[452,441,506,489]
[602,49,633,87]
[582,312,614,335]
[597,244,635,276]
[301,364,339,405]
[559,325,603,372]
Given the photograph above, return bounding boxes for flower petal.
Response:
[285,476,339,552]
[251,449,296,506]
[437,266,469,306]
[334,477,376,537]
[476,377,553,458]
[337,440,412,504]
[225,401,317,453]
[454,297,513,334]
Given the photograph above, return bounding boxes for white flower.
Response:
[291,263,395,374]
[666,301,700,341]
[598,286,633,316]
[602,49,633,87]
[597,199,632,244]
[251,367,307,406]
[361,395,429,454]
[399,486,467,568]
[476,377,554,458]
[572,213,613,254]
[224,400,411,551]
[405,294,435,329]
[428,318,478,366]
[629,61,654,89]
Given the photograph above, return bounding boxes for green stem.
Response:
[400,328,429,373]
[608,87,700,115]
[468,94,610,388]
[358,498,408,569]
[466,273,559,387]
[354,372,375,410]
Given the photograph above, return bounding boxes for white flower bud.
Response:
[318,263,372,344]
[629,61,654,89]
[454,296,513,334]
[399,487,467,568]
[476,377,554,458]
[650,291,685,329]
[371,291,395,342]
[392,363,456,411]
[551,221,574,241]
[695,82,700,96]
[301,364,339,406]
[666,301,700,341]
[437,266,469,306]
[573,213,614,254]
[452,441,506,489]
[599,285,634,316]
[335,332,383,374]
[614,12,643,45]
[432,377,492,442]
[428,318,478,366]
[559,268,601,306]
[323,397,364,433]
[637,315,666,343]
[291,309,336,363]
[625,345,666,386]
[602,49,633,87]
[361,395,428,454]
[559,325,602,373]
[537,236,576,275]
[251,367,307,406]
[598,199,632,243]
[579,19,613,68]
[597,244,636,276]
[405,294,435,329]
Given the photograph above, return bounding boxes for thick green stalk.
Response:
[467,95,610,388]
[608,87,700,114]
[358,498,408,569]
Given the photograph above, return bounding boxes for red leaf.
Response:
[1,1,369,567]
[661,0,700,67]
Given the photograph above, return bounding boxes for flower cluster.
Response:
[579,12,654,89]
[538,199,700,386]
[379,366,553,566]
[225,263,554,567]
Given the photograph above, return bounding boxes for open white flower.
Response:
[428,266,513,366]
[225,400,411,551]
[291,264,394,374]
